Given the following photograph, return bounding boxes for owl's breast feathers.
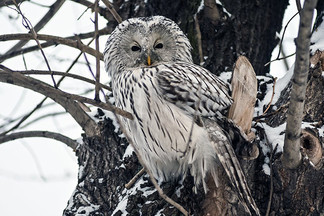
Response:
[112,62,231,184]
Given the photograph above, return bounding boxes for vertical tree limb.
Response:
[283,0,318,169]
[94,0,100,101]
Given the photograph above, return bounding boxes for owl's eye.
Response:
[131,45,141,52]
[154,43,163,49]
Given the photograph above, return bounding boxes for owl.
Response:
[104,16,259,215]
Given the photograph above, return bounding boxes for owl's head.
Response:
[104,16,193,76]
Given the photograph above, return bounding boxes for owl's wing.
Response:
[156,62,233,117]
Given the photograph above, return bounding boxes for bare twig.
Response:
[296,0,302,13]
[0,0,25,7]
[82,52,109,103]
[12,0,57,88]
[125,168,145,189]
[264,131,278,216]
[70,0,113,21]
[0,130,78,150]
[253,103,289,121]
[283,0,318,169]
[276,11,299,60]
[22,140,47,181]
[264,52,296,67]
[101,0,122,23]
[261,77,277,116]
[194,14,204,65]
[12,69,111,91]
[19,111,66,129]
[279,45,290,71]
[264,12,299,66]
[94,0,100,101]
[5,0,65,55]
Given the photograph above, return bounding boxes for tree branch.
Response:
[12,69,111,91]
[0,27,109,62]
[69,0,113,21]
[0,68,133,121]
[283,0,318,169]
[0,67,100,136]
[101,0,122,23]
[0,130,78,150]
[0,33,103,60]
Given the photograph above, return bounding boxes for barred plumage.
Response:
[104,16,259,215]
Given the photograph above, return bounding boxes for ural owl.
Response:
[104,16,259,215]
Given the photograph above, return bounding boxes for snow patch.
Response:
[262,122,286,153]
[134,5,140,12]
[112,195,128,216]
[67,193,100,216]
[76,137,83,146]
[123,144,134,159]
[216,0,232,17]
[196,0,204,14]
[78,165,85,180]
[155,208,166,216]
[310,18,324,54]
[112,176,156,215]
[88,107,120,133]
[319,125,324,137]
[262,164,270,175]
[76,205,100,216]
[255,65,294,116]
[78,181,84,187]
[218,71,232,84]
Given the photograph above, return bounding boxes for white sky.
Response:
[0,1,302,215]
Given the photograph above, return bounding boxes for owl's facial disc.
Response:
[128,36,165,67]
[104,16,193,75]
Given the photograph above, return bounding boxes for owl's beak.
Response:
[147,55,151,66]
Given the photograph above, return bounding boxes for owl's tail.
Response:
[204,117,261,216]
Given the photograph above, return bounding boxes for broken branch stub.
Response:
[228,56,258,138]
